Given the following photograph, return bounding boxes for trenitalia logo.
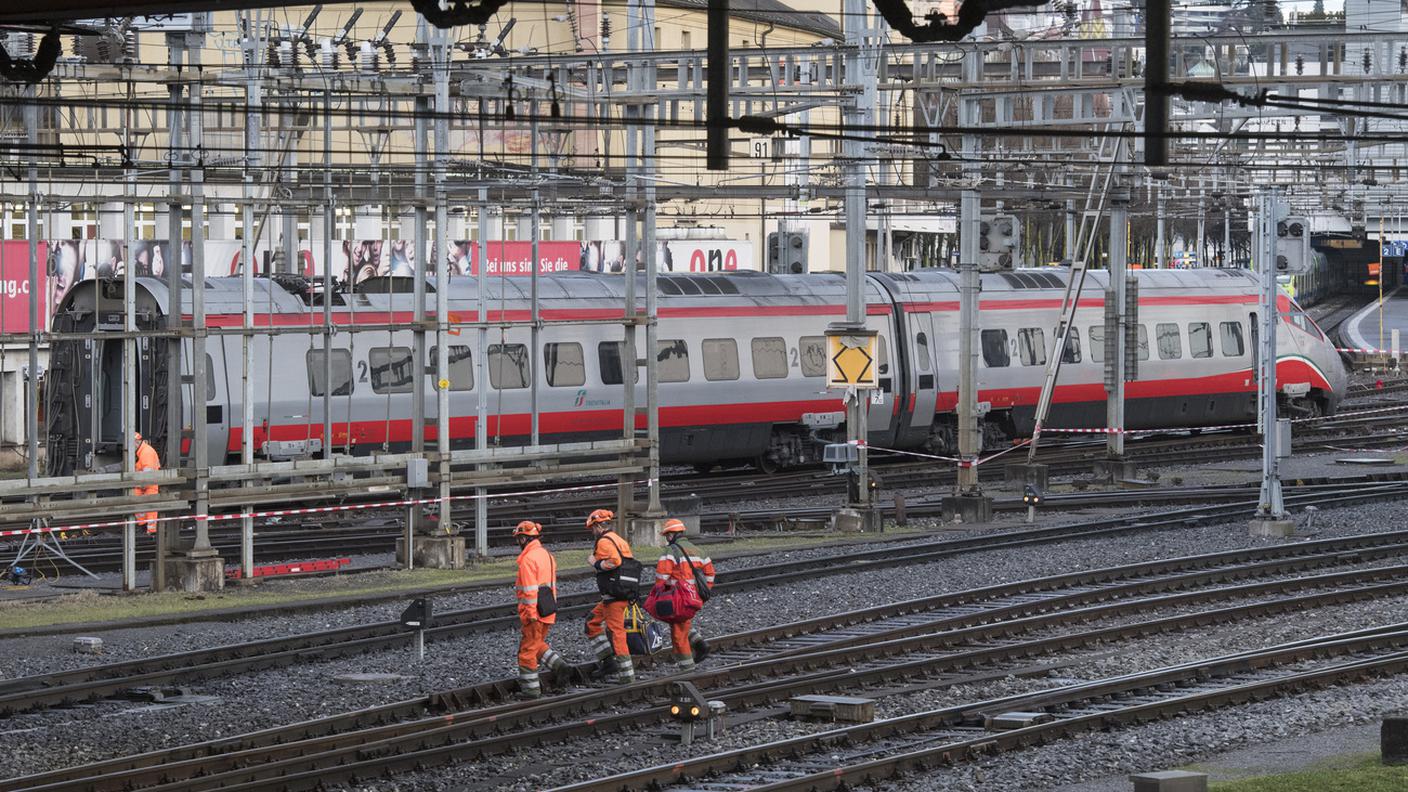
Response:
[573,389,611,408]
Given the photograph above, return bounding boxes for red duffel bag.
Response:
[644,579,702,624]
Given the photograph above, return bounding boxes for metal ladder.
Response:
[1025,100,1139,463]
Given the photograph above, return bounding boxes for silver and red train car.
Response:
[45,267,1347,476]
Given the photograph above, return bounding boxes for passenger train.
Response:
[45,267,1348,477]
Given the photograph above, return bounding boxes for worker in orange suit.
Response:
[655,518,716,670]
[584,508,636,684]
[513,520,566,699]
[133,432,161,535]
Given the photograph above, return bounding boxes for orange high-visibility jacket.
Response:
[134,440,161,497]
[656,538,715,590]
[515,538,558,624]
[591,530,633,572]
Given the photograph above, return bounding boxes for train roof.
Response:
[54,266,1265,319]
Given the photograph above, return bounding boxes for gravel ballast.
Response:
[4,497,1408,786]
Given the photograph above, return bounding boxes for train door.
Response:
[1249,311,1259,381]
[909,313,938,429]
[865,326,900,444]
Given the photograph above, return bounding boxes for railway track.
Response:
[561,623,1408,792]
[10,527,1408,792]
[18,411,1408,574]
[5,475,1408,719]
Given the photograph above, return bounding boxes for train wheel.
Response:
[754,456,779,475]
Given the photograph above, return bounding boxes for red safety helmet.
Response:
[513,520,542,538]
[585,508,615,530]
[661,518,687,535]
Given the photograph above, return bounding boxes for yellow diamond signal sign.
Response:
[827,334,878,389]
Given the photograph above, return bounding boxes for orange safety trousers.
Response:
[670,619,694,658]
[518,617,552,670]
[586,600,630,656]
[134,485,159,535]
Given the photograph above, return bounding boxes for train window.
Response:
[488,343,530,389]
[915,333,932,372]
[877,336,890,376]
[1062,328,1081,364]
[981,329,1010,367]
[657,340,691,383]
[306,349,353,397]
[702,339,740,381]
[1156,323,1182,360]
[798,336,827,377]
[1088,326,1104,362]
[1220,322,1245,357]
[544,342,586,387]
[752,337,789,379]
[206,354,216,401]
[1017,328,1046,367]
[369,347,415,394]
[1188,323,1213,359]
[597,342,638,386]
[430,345,473,390]
[1136,325,1150,361]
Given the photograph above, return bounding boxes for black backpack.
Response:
[595,534,643,601]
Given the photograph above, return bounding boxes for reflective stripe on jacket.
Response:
[516,538,558,624]
[656,538,715,588]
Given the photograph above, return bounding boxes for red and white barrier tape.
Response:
[867,438,1032,469]
[0,478,646,540]
[1337,346,1406,356]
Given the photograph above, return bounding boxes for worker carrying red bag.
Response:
[646,518,715,671]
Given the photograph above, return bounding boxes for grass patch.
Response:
[0,529,907,630]
[1209,754,1408,792]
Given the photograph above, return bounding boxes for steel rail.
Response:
[728,629,1408,792]
[31,569,1408,792]
[11,539,1408,792]
[3,481,1407,719]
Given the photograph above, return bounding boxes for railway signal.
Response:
[1275,216,1311,275]
[980,214,1020,271]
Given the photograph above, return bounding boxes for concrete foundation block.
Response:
[72,637,103,654]
[395,536,467,569]
[1129,770,1208,792]
[940,494,993,524]
[831,507,880,532]
[161,552,225,593]
[627,516,667,548]
[985,711,1055,730]
[790,695,875,723]
[1383,714,1408,764]
[1093,458,1138,481]
[662,496,702,536]
[1248,519,1296,538]
[1003,463,1049,490]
